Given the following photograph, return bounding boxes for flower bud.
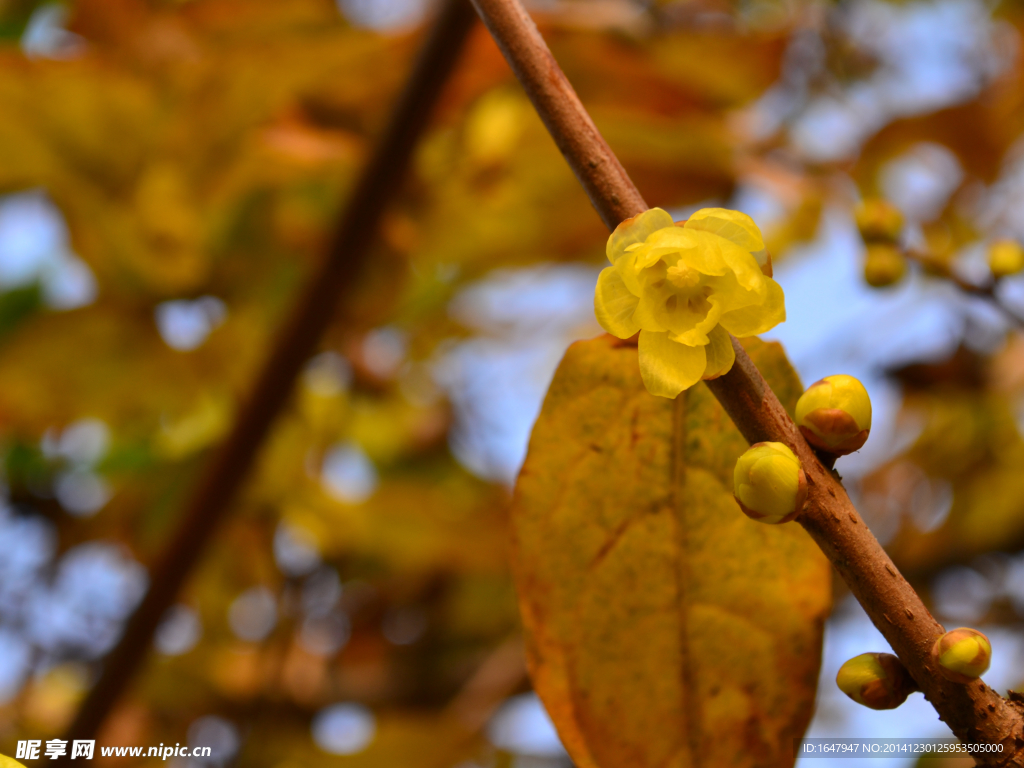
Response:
[733,442,807,524]
[855,199,904,243]
[931,628,991,683]
[988,239,1024,278]
[795,375,871,455]
[863,243,907,287]
[836,653,918,710]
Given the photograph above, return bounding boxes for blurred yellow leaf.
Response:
[511,334,831,768]
[463,89,530,167]
[154,392,232,460]
[881,389,1024,578]
[21,663,89,734]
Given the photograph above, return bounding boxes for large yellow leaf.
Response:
[511,334,831,768]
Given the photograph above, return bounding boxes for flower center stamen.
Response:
[666,262,700,289]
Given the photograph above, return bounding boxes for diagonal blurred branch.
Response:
[427,635,528,768]
[903,248,1024,328]
[62,0,477,746]
[465,0,1024,760]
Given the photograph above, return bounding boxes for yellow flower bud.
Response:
[931,628,991,683]
[863,243,907,288]
[733,442,807,524]
[988,239,1024,278]
[795,375,871,455]
[855,198,904,243]
[836,652,918,710]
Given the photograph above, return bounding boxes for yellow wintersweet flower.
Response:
[594,207,785,398]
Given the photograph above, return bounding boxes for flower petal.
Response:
[718,277,785,337]
[643,227,728,276]
[686,207,763,246]
[685,208,769,269]
[700,232,764,294]
[631,293,668,332]
[638,330,707,398]
[701,324,736,379]
[666,300,722,346]
[594,266,640,338]
[704,274,759,318]
[606,207,675,266]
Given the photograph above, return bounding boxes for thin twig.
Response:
[904,248,1024,327]
[61,0,477,748]
[427,636,528,768]
[465,0,1024,760]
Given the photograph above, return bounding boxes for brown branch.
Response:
[465,0,1024,761]
[62,0,477,747]
[904,248,1024,327]
[427,635,528,768]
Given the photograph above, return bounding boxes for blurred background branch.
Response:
[61,0,477,748]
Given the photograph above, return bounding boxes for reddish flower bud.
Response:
[836,652,918,710]
[931,628,991,684]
